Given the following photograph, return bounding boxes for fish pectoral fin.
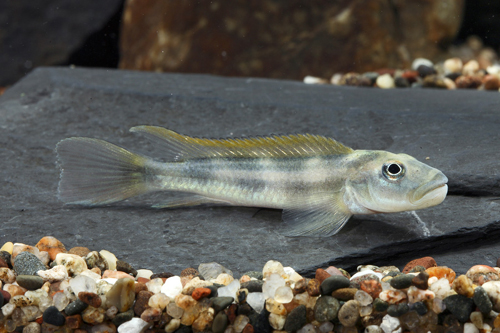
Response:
[152,194,232,209]
[281,197,351,237]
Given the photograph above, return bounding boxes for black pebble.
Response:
[395,77,410,88]
[112,309,135,327]
[43,306,66,326]
[116,259,137,276]
[390,274,414,289]
[241,280,264,293]
[412,301,428,315]
[252,309,272,333]
[206,285,218,298]
[443,294,475,323]
[387,303,409,317]
[64,299,88,316]
[473,286,493,314]
[320,275,350,295]
[211,297,234,312]
[174,325,193,333]
[417,64,436,77]
[237,303,255,317]
[283,305,307,332]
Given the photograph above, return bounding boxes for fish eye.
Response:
[382,161,405,181]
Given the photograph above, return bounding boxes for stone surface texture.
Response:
[119,0,464,80]
[1,67,499,276]
[0,0,122,86]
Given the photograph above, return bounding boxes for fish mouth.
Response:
[410,173,448,207]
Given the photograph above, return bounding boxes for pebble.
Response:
[387,303,409,317]
[444,294,475,323]
[314,296,340,322]
[198,262,233,280]
[35,237,67,261]
[106,278,135,312]
[283,304,306,332]
[54,253,87,276]
[116,317,149,333]
[212,311,228,333]
[85,251,109,272]
[338,299,360,327]
[42,306,66,326]
[64,299,88,316]
[452,274,474,297]
[473,286,493,314]
[444,57,463,74]
[112,309,134,327]
[16,275,44,290]
[13,251,47,276]
[375,74,395,89]
[463,60,480,75]
[115,259,136,276]
[389,274,414,289]
[99,250,117,271]
[37,265,69,282]
[68,246,90,257]
[78,291,102,308]
[411,271,429,289]
[339,72,372,87]
[303,76,328,85]
[240,280,263,293]
[161,275,183,299]
[394,76,410,88]
[467,265,500,285]
[403,256,437,273]
[412,58,434,71]
[426,266,456,284]
[320,275,350,295]
[456,75,483,89]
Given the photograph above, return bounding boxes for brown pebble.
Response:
[68,247,91,257]
[180,267,199,278]
[359,280,382,299]
[78,291,102,308]
[283,298,300,313]
[412,271,429,290]
[483,74,500,90]
[331,287,357,301]
[140,307,162,322]
[0,258,8,268]
[362,312,385,327]
[90,267,101,276]
[315,268,331,284]
[191,288,211,301]
[403,256,437,273]
[150,272,174,280]
[137,277,150,284]
[226,303,238,324]
[456,75,482,89]
[340,72,372,87]
[293,279,307,295]
[35,236,67,261]
[401,70,419,83]
[74,330,88,333]
[0,290,11,303]
[306,278,321,297]
[134,282,148,296]
[134,290,154,316]
[65,314,83,329]
[242,323,254,333]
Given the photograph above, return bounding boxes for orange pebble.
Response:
[136,277,150,284]
[426,266,456,284]
[315,268,331,284]
[102,270,134,279]
[35,236,67,261]
[191,287,211,301]
[360,279,382,299]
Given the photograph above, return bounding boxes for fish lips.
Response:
[410,173,448,208]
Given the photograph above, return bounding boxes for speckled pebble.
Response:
[474,285,494,314]
[13,251,46,276]
[42,306,66,326]
[64,299,88,316]
[314,296,340,322]
[443,294,475,323]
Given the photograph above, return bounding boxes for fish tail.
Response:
[56,138,151,205]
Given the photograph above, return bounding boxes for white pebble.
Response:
[52,292,70,311]
[350,269,383,281]
[303,76,328,85]
[148,293,170,310]
[217,280,240,299]
[246,292,265,313]
[117,317,149,333]
[297,324,318,333]
[380,314,402,333]
[464,322,479,333]
[360,304,373,317]
[376,74,395,89]
[146,278,164,294]
[481,281,500,311]
[214,273,234,286]
[355,290,373,306]
[463,60,480,75]
[444,57,463,74]
[407,285,435,303]
[80,269,102,281]
[161,276,183,299]
[412,58,433,70]
[136,269,153,279]
[429,278,452,299]
[99,250,117,271]
[262,273,285,299]
[268,313,286,330]
[487,65,500,75]
[274,286,293,304]
[262,260,285,279]
[55,253,88,276]
[1,303,15,316]
[432,297,446,313]
[69,274,97,295]
[365,325,383,333]
[319,321,334,332]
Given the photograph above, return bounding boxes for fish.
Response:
[55,126,448,237]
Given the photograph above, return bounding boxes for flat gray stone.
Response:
[1,67,499,276]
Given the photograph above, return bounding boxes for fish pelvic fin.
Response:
[281,194,352,237]
[130,125,353,161]
[56,138,150,205]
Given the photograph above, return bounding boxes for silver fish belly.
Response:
[56,126,448,237]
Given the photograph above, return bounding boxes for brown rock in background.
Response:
[119,0,464,80]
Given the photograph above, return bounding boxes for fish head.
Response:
[345,150,448,214]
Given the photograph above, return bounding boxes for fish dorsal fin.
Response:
[130,126,353,161]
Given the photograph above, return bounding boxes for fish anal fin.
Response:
[152,194,232,209]
[281,195,351,237]
[130,125,353,161]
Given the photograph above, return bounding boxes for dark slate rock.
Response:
[0,1,122,86]
[212,297,234,312]
[314,296,340,322]
[16,275,44,290]
[112,309,135,327]
[321,275,351,295]
[212,311,228,333]
[473,286,493,314]
[387,303,409,317]
[43,306,66,326]
[390,274,414,289]
[64,299,88,316]
[242,271,263,280]
[13,252,46,276]
[2,68,500,276]
[284,305,307,332]
[240,280,264,293]
[443,294,475,323]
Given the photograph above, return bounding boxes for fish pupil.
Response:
[388,163,401,175]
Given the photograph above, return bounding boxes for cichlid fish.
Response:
[56,126,448,237]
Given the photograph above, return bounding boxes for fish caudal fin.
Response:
[56,138,150,205]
